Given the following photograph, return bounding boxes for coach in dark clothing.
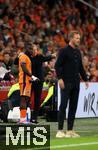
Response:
[55,31,89,138]
[31,44,55,123]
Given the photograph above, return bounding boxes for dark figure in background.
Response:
[55,31,89,138]
[1,52,14,81]
[30,44,55,123]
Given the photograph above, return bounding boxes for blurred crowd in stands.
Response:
[0,0,98,85]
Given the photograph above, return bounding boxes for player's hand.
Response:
[58,79,65,89]
[31,75,40,81]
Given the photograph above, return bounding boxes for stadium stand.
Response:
[0,0,98,115]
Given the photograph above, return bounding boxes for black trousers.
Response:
[31,81,43,121]
[58,82,80,130]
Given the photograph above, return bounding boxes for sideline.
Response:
[26,141,98,150]
[51,142,98,149]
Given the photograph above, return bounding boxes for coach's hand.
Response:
[58,79,65,89]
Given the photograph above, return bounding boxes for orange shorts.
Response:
[19,82,31,97]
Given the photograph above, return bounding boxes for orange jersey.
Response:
[19,53,32,84]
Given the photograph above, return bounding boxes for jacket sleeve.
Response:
[55,49,66,79]
[40,55,53,62]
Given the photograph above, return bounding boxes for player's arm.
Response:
[21,62,32,77]
[20,55,39,81]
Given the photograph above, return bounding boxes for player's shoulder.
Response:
[19,53,30,64]
[19,53,29,60]
[18,52,25,58]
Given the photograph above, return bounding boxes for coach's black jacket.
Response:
[31,54,53,82]
[55,45,88,83]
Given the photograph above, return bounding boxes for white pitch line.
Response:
[76,130,98,133]
[26,142,98,150]
[51,142,98,149]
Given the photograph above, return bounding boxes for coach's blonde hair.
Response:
[68,30,81,40]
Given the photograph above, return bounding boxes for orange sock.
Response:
[20,109,26,118]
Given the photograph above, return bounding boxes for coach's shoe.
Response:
[65,130,80,138]
[71,131,80,138]
[65,131,72,138]
[56,130,66,138]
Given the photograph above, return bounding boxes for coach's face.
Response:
[72,34,81,47]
